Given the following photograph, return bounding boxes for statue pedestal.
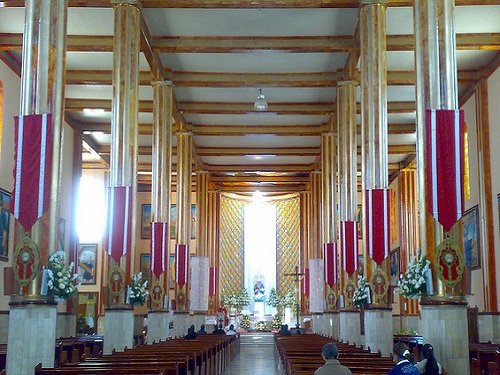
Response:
[104,306,134,354]
[339,310,361,346]
[364,307,392,356]
[147,310,169,343]
[421,303,469,375]
[7,300,57,375]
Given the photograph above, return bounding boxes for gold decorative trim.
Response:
[436,236,465,289]
[370,266,389,304]
[108,265,125,304]
[13,234,39,287]
[150,281,164,307]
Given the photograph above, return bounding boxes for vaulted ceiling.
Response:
[0,1,499,194]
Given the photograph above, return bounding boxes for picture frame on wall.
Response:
[77,244,97,284]
[141,204,151,239]
[169,254,175,289]
[462,205,481,270]
[140,254,151,282]
[389,248,400,286]
[170,204,197,239]
[58,218,66,252]
[0,188,11,262]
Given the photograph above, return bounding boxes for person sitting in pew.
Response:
[314,342,352,375]
[389,343,420,375]
[184,326,198,340]
[415,344,442,375]
[279,324,292,336]
[197,324,207,335]
[212,324,225,335]
[225,324,237,336]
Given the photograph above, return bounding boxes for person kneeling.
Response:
[314,343,352,375]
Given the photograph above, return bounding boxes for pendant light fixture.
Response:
[254,88,268,112]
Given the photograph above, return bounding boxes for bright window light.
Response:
[77,174,106,243]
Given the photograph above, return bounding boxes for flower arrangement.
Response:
[271,313,282,330]
[282,291,297,308]
[128,272,149,306]
[397,254,430,299]
[47,251,80,300]
[221,289,251,308]
[267,288,280,307]
[240,314,251,330]
[352,275,369,308]
[256,321,267,331]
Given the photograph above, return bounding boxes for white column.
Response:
[339,311,361,346]
[104,309,134,354]
[147,311,169,343]
[364,309,392,356]
[7,304,57,374]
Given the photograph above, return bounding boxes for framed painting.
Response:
[169,204,196,239]
[0,188,11,261]
[140,254,151,281]
[462,205,480,270]
[389,248,400,286]
[169,254,175,289]
[356,205,363,239]
[77,244,97,284]
[141,204,151,239]
[357,254,364,276]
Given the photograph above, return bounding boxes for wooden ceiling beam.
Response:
[210,176,310,183]
[64,69,480,86]
[66,98,416,115]
[1,0,496,8]
[2,33,498,53]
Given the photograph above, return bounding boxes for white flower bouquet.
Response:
[47,251,80,300]
[129,272,149,306]
[396,254,430,299]
[221,289,250,308]
[352,275,369,308]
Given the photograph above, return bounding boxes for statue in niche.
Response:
[253,274,265,302]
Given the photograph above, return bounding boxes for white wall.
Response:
[0,59,75,311]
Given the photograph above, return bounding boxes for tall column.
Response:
[147,80,173,343]
[360,0,392,356]
[207,190,220,315]
[7,2,68,373]
[300,191,310,317]
[174,130,192,336]
[191,170,210,328]
[337,80,361,346]
[309,172,324,333]
[104,0,140,355]
[414,1,469,373]
[321,126,338,338]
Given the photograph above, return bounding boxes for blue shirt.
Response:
[388,360,420,375]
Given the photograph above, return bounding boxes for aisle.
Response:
[224,333,280,375]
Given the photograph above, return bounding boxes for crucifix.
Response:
[284,265,305,329]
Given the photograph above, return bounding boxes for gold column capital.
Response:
[112,0,142,7]
[360,0,388,6]
[337,80,358,88]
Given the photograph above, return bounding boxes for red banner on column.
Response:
[176,244,189,288]
[301,268,310,297]
[150,222,168,278]
[324,243,337,287]
[425,109,465,231]
[341,221,358,276]
[365,189,390,265]
[209,266,217,296]
[106,186,132,263]
[11,114,53,232]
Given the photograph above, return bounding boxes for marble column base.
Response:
[364,308,393,356]
[7,302,57,375]
[173,312,189,338]
[103,307,134,354]
[478,313,500,343]
[147,310,169,343]
[311,313,323,334]
[191,313,207,331]
[421,304,469,375]
[322,313,339,338]
[56,313,77,338]
[339,310,361,346]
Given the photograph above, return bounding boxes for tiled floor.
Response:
[224,333,281,375]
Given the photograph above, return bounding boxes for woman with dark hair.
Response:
[388,343,420,375]
[415,344,442,374]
